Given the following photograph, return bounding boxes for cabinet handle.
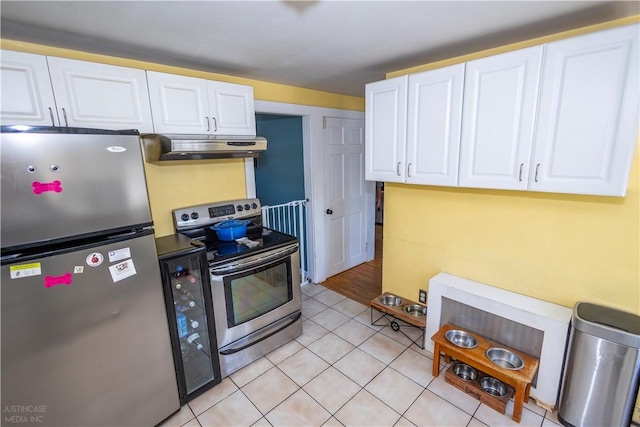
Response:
[396,162,401,176]
[407,163,412,177]
[205,116,210,132]
[49,107,56,126]
[212,117,218,132]
[61,108,68,127]
[518,163,524,182]
[535,164,540,182]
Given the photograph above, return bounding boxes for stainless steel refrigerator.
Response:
[0,126,180,426]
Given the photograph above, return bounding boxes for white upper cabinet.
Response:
[1,50,59,126]
[365,76,408,182]
[458,46,544,190]
[147,71,256,136]
[530,24,639,196]
[406,64,465,186]
[365,66,464,185]
[365,24,638,196]
[207,81,256,136]
[47,57,154,132]
[146,71,209,134]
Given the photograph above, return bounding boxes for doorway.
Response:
[376,182,384,225]
[254,113,305,205]
[321,118,383,305]
[321,222,383,306]
[253,100,369,285]
[255,113,308,279]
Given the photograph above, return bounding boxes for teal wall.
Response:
[255,114,305,206]
[255,113,308,274]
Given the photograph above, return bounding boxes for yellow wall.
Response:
[0,39,365,111]
[1,39,365,236]
[142,160,247,236]
[383,16,640,315]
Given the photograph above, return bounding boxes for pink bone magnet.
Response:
[32,180,63,195]
[44,273,73,288]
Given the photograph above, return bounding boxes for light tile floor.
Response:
[161,284,562,427]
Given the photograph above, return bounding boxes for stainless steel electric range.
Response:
[173,198,302,378]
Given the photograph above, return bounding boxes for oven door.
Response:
[209,243,301,351]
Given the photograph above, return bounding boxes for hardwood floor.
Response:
[319,224,383,306]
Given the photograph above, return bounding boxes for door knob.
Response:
[326,209,333,215]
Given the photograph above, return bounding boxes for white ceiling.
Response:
[1,1,638,97]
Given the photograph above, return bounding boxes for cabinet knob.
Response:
[407,163,412,177]
[326,209,333,215]
[61,108,68,127]
[535,164,541,182]
[396,162,401,176]
[205,116,210,132]
[49,107,56,126]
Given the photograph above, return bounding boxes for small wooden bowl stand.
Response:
[431,324,539,423]
[444,363,514,415]
[370,292,427,348]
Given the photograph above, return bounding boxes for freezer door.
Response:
[1,232,180,426]
[1,130,152,249]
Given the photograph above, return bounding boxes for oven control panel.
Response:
[173,198,261,231]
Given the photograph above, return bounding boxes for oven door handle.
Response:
[210,244,298,274]
[218,311,302,355]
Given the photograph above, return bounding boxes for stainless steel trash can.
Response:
[558,302,640,427]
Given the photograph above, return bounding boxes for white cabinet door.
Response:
[365,76,408,182]
[1,50,59,126]
[47,57,154,132]
[207,81,256,136]
[459,46,543,190]
[406,64,465,186]
[530,24,639,196]
[146,71,209,134]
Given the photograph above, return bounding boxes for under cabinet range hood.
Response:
[141,133,267,163]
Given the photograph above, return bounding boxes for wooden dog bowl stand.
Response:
[444,363,514,415]
[370,292,426,349]
[431,324,539,423]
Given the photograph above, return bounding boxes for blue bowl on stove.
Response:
[210,219,250,241]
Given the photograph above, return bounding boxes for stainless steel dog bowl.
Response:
[379,294,403,307]
[404,304,427,317]
[445,329,478,349]
[485,347,524,370]
[452,363,478,381]
[480,376,508,397]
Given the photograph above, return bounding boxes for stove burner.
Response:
[203,228,296,266]
[172,199,297,267]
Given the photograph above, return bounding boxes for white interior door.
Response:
[324,117,367,278]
